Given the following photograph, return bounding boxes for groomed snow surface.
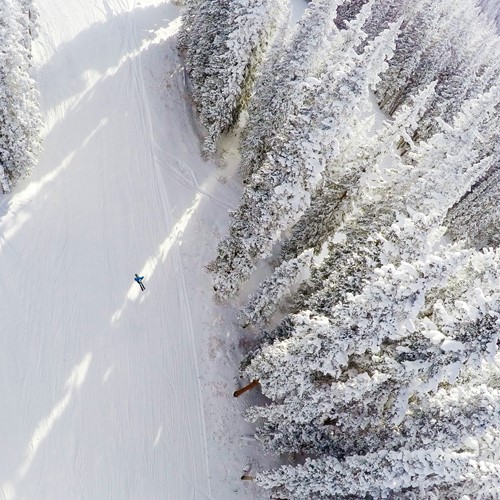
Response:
[0,0,287,498]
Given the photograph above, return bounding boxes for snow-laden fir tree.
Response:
[254,328,500,499]
[238,247,316,328]
[17,0,38,45]
[257,447,500,499]
[240,0,379,180]
[176,0,201,46]
[239,81,500,448]
[178,0,287,154]
[251,351,500,459]
[334,0,500,148]
[443,90,500,249]
[305,84,500,316]
[240,82,437,327]
[281,80,437,263]
[405,5,500,144]
[445,164,500,249]
[209,18,400,301]
[372,0,500,147]
[187,1,500,495]
[335,0,407,40]
[244,247,500,460]
[239,248,500,500]
[402,90,500,217]
[338,0,500,144]
[239,0,345,180]
[374,0,460,115]
[243,217,469,403]
[0,0,41,192]
[479,0,500,29]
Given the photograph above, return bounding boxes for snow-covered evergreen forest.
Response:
[0,0,41,193]
[180,0,500,497]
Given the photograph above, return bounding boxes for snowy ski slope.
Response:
[0,0,249,498]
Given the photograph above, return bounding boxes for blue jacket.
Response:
[134,275,144,283]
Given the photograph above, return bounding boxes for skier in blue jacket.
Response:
[134,273,145,291]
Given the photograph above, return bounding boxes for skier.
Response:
[134,273,145,291]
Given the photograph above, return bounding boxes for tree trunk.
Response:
[233,379,260,397]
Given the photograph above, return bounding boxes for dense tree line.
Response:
[0,0,41,193]
[178,0,288,153]
[181,0,500,497]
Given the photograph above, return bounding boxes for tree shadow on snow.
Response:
[34,2,180,112]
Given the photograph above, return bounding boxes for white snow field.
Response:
[0,0,274,498]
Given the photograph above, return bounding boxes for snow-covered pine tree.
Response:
[479,0,500,29]
[178,0,287,153]
[239,82,437,328]
[257,447,500,499]
[212,3,500,496]
[443,88,500,249]
[240,87,500,438]
[404,85,500,216]
[250,353,500,458]
[372,0,500,146]
[241,0,378,179]
[243,220,469,402]
[336,0,499,145]
[388,356,500,453]
[334,0,366,29]
[0,0,41,192]
[445,164,500,249]
[331,249,497,426]
[335,0,406,42]
[209,18,400,301]
[243,247,500,476]
[407,6,500,143]
[177,0,202,50]
[238,115,377,327]
[374,0,457,115]
[239,0,344,180]
[17,0,38,45]
[239,247,316,328]
[282,80,437,263]
[304,84,500,316]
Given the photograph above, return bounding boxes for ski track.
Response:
[0,0,236,498]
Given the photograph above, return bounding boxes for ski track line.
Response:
[131,14,216,497]
[124,13,178,342]
[160,152,234,211]
[126,3,213,498]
